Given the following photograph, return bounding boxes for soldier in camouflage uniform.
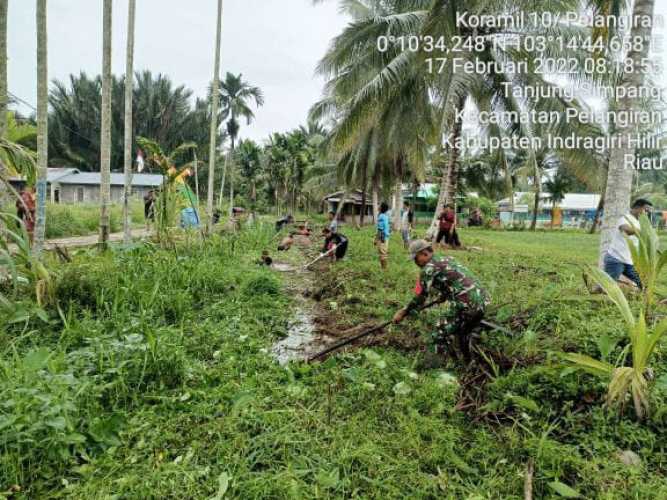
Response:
[393,239,489,358]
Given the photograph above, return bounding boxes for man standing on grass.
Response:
[375,202,391,270]
[602,198,652,289]
[436,204,460,248]
[16,184,36,243]
[400,201,413,249]
[392,240,489,359]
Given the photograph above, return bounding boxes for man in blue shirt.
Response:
[375,202,391,270]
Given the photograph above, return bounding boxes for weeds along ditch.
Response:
[1,226,667,497]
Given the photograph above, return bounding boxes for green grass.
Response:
[2,202,146,239]
[1,225,666,498]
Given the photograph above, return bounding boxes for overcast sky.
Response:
[7,0,348,143]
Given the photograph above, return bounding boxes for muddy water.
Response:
[271,306,321,365]
[272,262,298,273]
[270,260,329,364]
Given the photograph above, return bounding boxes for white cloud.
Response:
[7,0,347,142]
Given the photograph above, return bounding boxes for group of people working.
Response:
[270,203,489,360]
[270,197,651,361]
[374,202,461,270]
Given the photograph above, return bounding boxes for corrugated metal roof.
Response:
[56,172,164,187]
[8,167,80,184]
[498,192,601,211]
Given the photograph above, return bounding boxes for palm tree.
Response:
[598,0,657,262]
[217,72,264,210]
[236,139,262,217]
[207,0,223,234]
[544,171,572,227]
[98,0,112,249]
[33,0,48,254]
[0,113,37,189]
[314,0,594,238]
[122,0,136,244]
[49,72,205,171]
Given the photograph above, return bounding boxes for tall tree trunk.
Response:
[530,158,541,230]
[98,0,112,249]
[219,149,228,209]
[33,0,48,254]
[226,134,235,214]
[193,151,200,206]
[0,0,7,140]
[122,0,136,245]
[599,0,655,264]
[359,164,368,226]
[427,95,467,239]
[411,179,418,224]
[590,195,604,234]
[371,179,380,223]
[392,180,403,231]
[335,187,348,220]
[207,0,223,233]
[504,155,514,224]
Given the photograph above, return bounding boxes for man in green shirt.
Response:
[393,240,489,358]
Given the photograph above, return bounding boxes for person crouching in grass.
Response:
[375,202,391,270]
[321,227,348,262]
[392,240,489,361]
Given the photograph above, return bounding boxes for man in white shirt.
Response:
[603,198,653,288]
[400,201,413,249]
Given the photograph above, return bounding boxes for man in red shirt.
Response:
[16,184,36,242]
[436,204,460,248]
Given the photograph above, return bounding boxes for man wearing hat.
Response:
[393,239,489,358]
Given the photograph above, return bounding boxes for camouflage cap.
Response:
[409,239,432,260]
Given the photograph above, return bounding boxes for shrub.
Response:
[0,349,91,483]
[243,274,280,296]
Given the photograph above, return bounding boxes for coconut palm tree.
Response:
[122,0,136,244]
[33,0,48,254]
[207,0,223,234]
[315,0,594,237]
[217,72,264,210]
[598,0,656,263]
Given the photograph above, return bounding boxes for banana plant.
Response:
[562,267,667,419]
[0,213,53,307]
[625,213,667,320]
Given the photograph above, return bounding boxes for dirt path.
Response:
[43,228,150,250]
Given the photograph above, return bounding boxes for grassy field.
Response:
[1,224,666,498]
[1,202,146,239]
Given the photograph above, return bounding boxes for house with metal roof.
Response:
[9,168,164,204]
[497,192,601,226]
[323,190,374,223]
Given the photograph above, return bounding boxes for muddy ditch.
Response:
[269,254,338,365]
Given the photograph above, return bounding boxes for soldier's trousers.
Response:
[430,305,484,356]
